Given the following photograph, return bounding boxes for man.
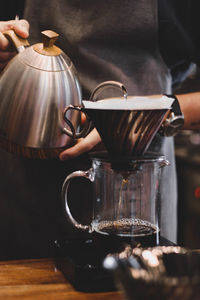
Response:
[0,0,199,259]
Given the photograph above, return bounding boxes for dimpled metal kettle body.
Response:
[0,30,82,159]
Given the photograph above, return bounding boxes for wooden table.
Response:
[0,258,124,299]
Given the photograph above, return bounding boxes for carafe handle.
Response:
[62,169,94,232]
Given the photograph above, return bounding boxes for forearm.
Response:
[176,92,200,130]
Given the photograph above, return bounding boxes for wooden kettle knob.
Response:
[33,30,61,56]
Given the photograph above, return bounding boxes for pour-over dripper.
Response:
[63,81,175,157]
[82,95,174,157]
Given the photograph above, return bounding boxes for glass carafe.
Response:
[62,152,169,248]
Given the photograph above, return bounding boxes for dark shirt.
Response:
[1,0,199,90]
[158,0,200,89]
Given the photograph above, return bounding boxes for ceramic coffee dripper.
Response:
[64,81,175,157]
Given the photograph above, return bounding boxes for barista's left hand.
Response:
[59,128,102,160]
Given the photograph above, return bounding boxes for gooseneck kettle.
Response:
[0,30,82,159]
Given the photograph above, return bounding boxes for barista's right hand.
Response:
[59,128,103,161]
[0,19,29,71]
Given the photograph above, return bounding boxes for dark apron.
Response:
[0,0,177,260]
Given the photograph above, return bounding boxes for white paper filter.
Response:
[83,95,173,110]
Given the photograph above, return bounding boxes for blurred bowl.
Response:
[103,246,200,300]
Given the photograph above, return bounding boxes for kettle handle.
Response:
[62,105,92,139]
[3,30,29,53]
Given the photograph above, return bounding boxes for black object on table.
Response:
[54,236,175,292]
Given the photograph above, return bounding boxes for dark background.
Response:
[0,0,25,20]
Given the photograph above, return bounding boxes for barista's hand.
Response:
[59,128,103,160]
[0,19,29,71]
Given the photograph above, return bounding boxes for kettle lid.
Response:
[33,30,62,56]
[4,30,72,72]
